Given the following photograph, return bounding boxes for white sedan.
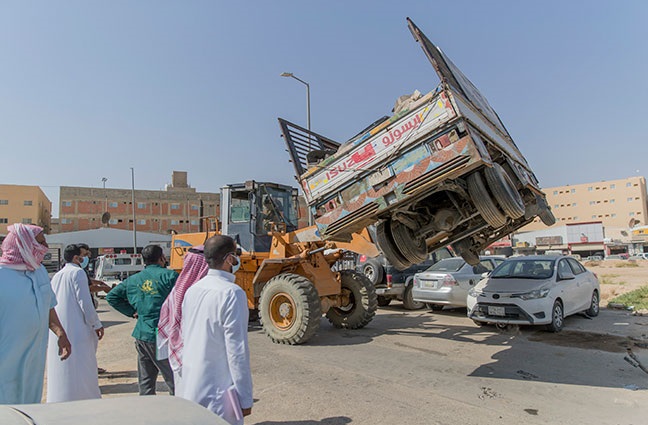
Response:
[467,255,600,331]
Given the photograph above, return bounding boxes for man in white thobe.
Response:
[177,235,252,425]
[47,244,104,402]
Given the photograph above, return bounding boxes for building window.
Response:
[109,202,118,208]
[573,216,578,220]
[612,213,616,218]
[553,190,558,195]
[171,219,179,225]
[190,219,199,225]
[627,182,632,187]
[591,215,597,219]
[137,219,146,225]
[22,218,32,224]
[61,218,71,224]
[554,204,559,209]
[109,219,118,224]
[24,200,33,206]
[588,187,593,191]
[0,218,7,223]
[610,184,615,189]
[610,199,615,204]
[571,189,576,193]
[628,197,633,202]
[589,201,595,206]
[62,201,72,207]
[572,202,577,207]
[630,212,635,217]
[171,204,180,210]
[191,205,199,211]
[137,202,146,209]
[0,200,8,205]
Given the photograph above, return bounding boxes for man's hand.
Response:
[96,327,105,340]
[90,280,112,293]
[58,333,72,360]
[242,407,252,417]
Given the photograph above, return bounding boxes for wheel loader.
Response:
[170,180,380,345]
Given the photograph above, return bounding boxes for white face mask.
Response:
[230,255,241,274]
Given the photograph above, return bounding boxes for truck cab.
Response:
[94,253,144,291]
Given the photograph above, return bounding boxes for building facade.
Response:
[57,171,220,234]
[521,176,648,241]
[0,184,52,235]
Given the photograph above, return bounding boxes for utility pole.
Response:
[131,168,137,254]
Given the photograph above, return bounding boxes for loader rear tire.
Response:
[467,171,507,228]
[375,220,412,271]
[326,270,377,329]
[484,163,525,219]
[259,273,321,345]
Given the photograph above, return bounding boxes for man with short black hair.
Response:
[47,244,104,402]
[106,245,178,395]
[177,235,252,424]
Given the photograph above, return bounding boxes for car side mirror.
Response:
[558,270,575,280]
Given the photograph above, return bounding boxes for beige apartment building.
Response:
[0,185,52,235]
[521,176,648,240]
[57,171,220,234]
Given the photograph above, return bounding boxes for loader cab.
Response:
[221,181,299,253]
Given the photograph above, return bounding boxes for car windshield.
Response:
[426,257,465,272]
[490,259,555,280]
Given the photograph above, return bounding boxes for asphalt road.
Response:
[95,301,648,425]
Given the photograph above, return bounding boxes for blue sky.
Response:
[1,1,647,216]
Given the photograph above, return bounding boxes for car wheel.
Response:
[377,295,392,307]
[585,290,599,317]
[426,303,444,311]
[472,319,485,327]
[484,163,526,219]
[402,284,424,310]
[546,300,564,333]
[362,259,384,285]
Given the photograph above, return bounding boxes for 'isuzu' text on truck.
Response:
[279,18,555,269]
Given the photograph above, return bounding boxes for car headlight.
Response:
[468,287,482,297]
[512,288,550,300]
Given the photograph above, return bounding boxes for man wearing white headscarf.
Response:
[0,224,71,404]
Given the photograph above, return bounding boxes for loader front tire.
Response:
[259,273,321,345]
[326,270,377,329]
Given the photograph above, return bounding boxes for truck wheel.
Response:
[377,295,392,307]
[376,220,412,271]
[453,238,480,266]
[259,273,322,345]
[484,163,525,219]
[362,259,384,285]
[466,171,507,228]
[326,270,377,329]
[391,219,428,264]
[402,284,424,310]
[539,207,556,226]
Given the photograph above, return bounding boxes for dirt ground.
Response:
[583,260,648,305]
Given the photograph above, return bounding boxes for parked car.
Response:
[467,255,600,331]
[357,247,454,309]
[584,255,603,261]
[629,253,648,260]
[604,254,628,260]
[411,256,505,310]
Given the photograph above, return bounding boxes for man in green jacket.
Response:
[106,245,178,395]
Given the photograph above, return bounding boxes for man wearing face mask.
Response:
[177,235,253,425]
[47,244,104,402]
[106,244,178,395]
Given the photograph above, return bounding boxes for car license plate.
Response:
[488,306,506,316]
[423,280,437,288]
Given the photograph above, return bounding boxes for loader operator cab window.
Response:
[230,192,251,223]
[256,186,298,234]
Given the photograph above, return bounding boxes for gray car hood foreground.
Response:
[476,277,551,294]
[0,396,226,425]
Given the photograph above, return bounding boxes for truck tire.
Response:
[402,283,424,310]
[326,270,377,329]
[484,163,525,219]
[466,171,507,228]
[259,273,322,345]
[362,259,384,285]
[376,220,412,271]
[391,219,428,264]
[539,207,556,226]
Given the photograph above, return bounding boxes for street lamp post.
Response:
[281,72,313,226]
[130,168,137,254]
[101,177,108,212]
[280,72,311,151]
